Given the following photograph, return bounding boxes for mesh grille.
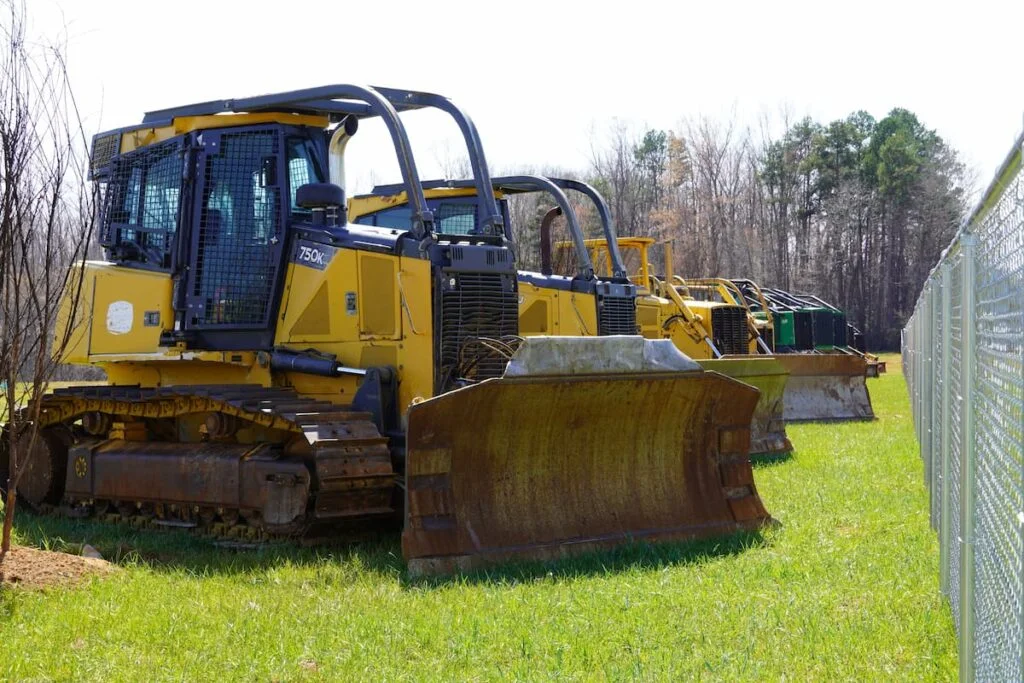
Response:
[833,313,849,347]
[89,132,122,179]
[972,169,1024,681]
[436,203,476,235]
[903,157,1024,678]
[190,130,281,327]
[949,252,963,633]
[810,309,835,346]
[710,306,748,355]
[931,287,943,532]
[439,272,518,388]
[100,139,183,268]
[793,311,814,350]
[597,295,638,335]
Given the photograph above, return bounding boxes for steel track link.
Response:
[13,384,400,541]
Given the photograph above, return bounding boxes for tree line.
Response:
[505,109,970,351]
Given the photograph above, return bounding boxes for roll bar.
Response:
[371,87,504,239]
[414,175,595,280]
[543,178,628,279]
[140,85,436,240]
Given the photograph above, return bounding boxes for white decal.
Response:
[298,245,326,266]
[106,301,134,335]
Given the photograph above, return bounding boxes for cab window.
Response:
[287,137,324,216]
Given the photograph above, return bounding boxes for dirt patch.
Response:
[0,545,117,590]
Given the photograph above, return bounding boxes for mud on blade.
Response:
[401,337,773,577]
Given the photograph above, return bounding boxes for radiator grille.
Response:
[711,306,748,355]
[597,295,638,335]
[439,272,519,390]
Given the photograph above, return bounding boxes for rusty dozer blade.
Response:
[696,357,793,458]
[773,354,875,422]
[401,336,772,577]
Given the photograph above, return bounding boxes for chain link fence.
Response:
[904,132,1024,682]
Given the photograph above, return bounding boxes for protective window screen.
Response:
[191,130,281,327]
[100,139,182,268]
[436,202,476,235]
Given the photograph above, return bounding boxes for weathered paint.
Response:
[697,356,793,457]
[773,354,875,422]
[402,370,771,576]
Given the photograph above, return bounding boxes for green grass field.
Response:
[1,354,956,681]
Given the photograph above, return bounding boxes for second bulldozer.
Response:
[353,180,792,458]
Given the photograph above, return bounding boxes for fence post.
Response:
[960,233,978,683]
[939,263,953,595]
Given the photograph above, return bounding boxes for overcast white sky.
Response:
[29,0,1024,199]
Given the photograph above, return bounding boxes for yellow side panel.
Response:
[686,301,716,339]
[358,253,399,339]
[275,247,434,412]
[667,325,713,360]
[555,291,598,337]
[394,256,434,409]
[277,250,360,344]
[55,262,96,364]
[519,299,551,334]
[289,282,331,336]
[71,264,172,356]
[518,283,598,337]
[359,346,399,370]
[636,298,662,335]
[518,282,558,336]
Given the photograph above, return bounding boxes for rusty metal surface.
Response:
[773,353,869,378]
[697,357,793,457]
[27,384,397,536]
[65,440,311,530]
[402,371,772,576]
[16,429,67,507]
[773,354,874,422]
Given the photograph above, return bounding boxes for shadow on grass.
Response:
[13,510,772,589]
[11,509,406,578]
[403,529,770,590]
[751,451,794,468]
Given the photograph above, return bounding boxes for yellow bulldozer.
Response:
[569,237,793,456]
[687,277,875,422]
[350,178,792,458]
[8,85,773,576]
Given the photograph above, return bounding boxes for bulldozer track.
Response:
[12,384,400,543]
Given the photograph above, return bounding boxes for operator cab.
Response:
[92,117,337,348]
[349,185,510,243]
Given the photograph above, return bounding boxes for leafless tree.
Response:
[0,0,96,558]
